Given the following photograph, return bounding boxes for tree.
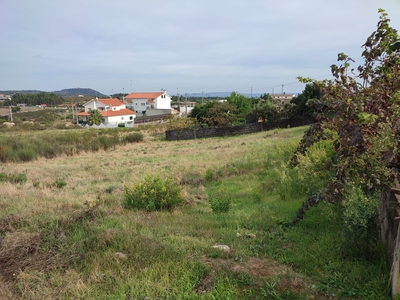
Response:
[88,109,102,125]
[291,10,400,255]
[250,99,281,122]
[189,101,238,127]
[290,84,321,117]
[226,92,252,117]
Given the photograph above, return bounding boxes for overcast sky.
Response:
[1,0,399,96]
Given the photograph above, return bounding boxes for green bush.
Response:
[205,168,215,181]
[123,174,182,211]
[53,178,67,189]
[8,172,27,184]
[342,186,379,258]
[0,172,7,182]
[209,196,231,213]
[123,132,144,143]
[208,185,231,213]
[276,138,334,201]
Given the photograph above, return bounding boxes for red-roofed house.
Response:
[124,91,171,116]
[78,98,136,127]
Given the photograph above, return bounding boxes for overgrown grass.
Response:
[0,127,144,162]
[0,125,391,299]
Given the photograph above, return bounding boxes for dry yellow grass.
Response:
[0,129,288,220]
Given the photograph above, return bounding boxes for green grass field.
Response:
[0,126,391,299]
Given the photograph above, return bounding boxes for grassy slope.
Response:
[0,126,390,299]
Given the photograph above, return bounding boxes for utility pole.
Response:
[9,105,13,122]
[281,85,284,94]
[185,93,188,116]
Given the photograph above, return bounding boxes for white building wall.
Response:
[105,114,135,124]
[85,101,106,112]
[155,95,172,109]
[127,100,148,113]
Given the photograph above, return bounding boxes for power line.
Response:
[191,74,333,97]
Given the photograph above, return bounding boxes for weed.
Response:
[54,179,67,189]
[208,185,231,213]
[123,132,144,143]
[123,174,182,211]
[8,172,27,184]
[205,168,215,181]
[0,172,7,182]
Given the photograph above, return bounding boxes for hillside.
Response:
[0,88,107,97]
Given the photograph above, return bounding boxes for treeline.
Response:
[2,92,65,107]
[188,87,320,128]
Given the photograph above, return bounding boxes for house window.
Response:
[121,117,124,120]
[129,116,133,120]
[141,103,146,106]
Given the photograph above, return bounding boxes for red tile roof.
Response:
[95,98,123,106]
[125,92,163,99]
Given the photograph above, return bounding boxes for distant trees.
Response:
[9,92,64,106]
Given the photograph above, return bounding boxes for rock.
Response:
[212,244,230,253]
[236,232,242,237]
[247,233,256,238]
[115,251,127,259]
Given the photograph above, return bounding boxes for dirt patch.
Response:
[200,256,327,298]
[0,231,42,281]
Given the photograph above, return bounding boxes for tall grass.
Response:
[0,128,144,162]
[0,126,391,299]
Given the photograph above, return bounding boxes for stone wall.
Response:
[379,187,400,296]
[165,116,315,140]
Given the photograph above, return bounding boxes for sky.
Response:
[1,0,400,96]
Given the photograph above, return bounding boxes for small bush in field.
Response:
[205,168,215,181]
[208,185,231,213]
[8,172,27,184]
[0,172,7,182]
[54,179,67,189]
[123,174,182,211]
[123,132,144,143]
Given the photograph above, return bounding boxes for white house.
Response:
[270,93,296,105]
[124,91,172,116]
[78,98,136,126]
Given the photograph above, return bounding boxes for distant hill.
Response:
[52,88,107,97]
[0,88,107,97]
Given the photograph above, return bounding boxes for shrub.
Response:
[123,174,182,211]
[0,172,7,182]
[8,172,27,184]
[53,178,67,189]
[205,168,215,181]
[123,132,144,143]
[342,186,379,258]
[208,185,231,213]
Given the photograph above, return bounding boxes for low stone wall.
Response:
[379,186,400,296]
[165,116,315,140]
